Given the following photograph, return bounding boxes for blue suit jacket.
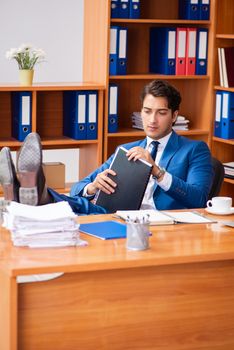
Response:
[71,132,213,210]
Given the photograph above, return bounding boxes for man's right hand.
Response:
[86,169,117,195]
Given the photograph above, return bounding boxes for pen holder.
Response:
[126,222,150,251]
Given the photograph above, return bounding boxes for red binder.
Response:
[176,27,187,75]
[186,27,197,75]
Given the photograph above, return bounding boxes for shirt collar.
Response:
[146,132,172,149]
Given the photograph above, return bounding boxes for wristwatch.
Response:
[153,166,166,180]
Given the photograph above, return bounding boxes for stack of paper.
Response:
[131,113,190,131]
[131,111,143,130]
[3,201,83,248]
[223,162,234,179]
[173,115,190,131]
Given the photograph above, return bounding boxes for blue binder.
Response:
[11,91,32,141]
[119,0,129,18]
[108,84,119,133]
[214,91,222,137]
[117,27,128,75]
[109,26,119,75]
[195,28,208,75]
[149,27,176,75]
[179,0,199,20]
[87,91,98,140]
[79,221,127,240]
[111,0,120,18]
[63,91,87,140]
[221,91,234,139]
[199,0,210,20]
[129,0,140,19]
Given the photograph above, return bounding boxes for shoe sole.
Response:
[17,133,42,206]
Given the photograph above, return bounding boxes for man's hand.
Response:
[86,169,117,195]
[126,146,154,165]
[126,147,164,180]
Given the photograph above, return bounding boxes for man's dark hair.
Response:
[140,80,182,113]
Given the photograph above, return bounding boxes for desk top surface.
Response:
[0,210,234,277]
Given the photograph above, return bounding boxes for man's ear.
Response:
[172,111,178,125]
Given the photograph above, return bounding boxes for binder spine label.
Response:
[77,95,86,123]
[22,96,30,125]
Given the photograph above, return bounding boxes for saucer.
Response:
[205,207,234,216]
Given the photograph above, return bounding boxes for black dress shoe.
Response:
[17,133,51,206]
[0,147,19,201]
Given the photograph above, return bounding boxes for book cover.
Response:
[79,221,126,240]
[222,47,234,88]
[95,146,153,213]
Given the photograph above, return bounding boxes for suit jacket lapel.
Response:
[159,131,180,169]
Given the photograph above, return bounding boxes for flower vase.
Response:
[19,69,34,86]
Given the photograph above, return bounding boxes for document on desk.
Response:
[2,201,86,248]
[79,221,127,240]
[114,210,215,225]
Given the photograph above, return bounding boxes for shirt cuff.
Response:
[155,171,172,191]
[82,184,97,198]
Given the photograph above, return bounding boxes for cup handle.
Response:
[206,200,213,207]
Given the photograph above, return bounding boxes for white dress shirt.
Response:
[140,133,172,210]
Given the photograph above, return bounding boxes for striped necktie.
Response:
[150,141,160,161]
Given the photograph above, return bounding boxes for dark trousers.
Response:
[48,188,107,215]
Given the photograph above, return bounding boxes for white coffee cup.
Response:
[206,196,232,213]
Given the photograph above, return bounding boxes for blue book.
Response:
[214,91,222,137]
[86,91,98,140]
[63,91,87,140]
[195,28,208,75]
[179,0,199,20]
[199,0,210,20]
[149,27,176,75]
[119,0,129,18]
[221,91,234,139]
[129,0,140,19]
[79,221,127,240]
[108,84,119,133]
[117,27,128,75]
[11,91,32,142]
[109,26,119,75]
[111,0,120,18]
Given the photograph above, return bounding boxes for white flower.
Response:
[5,43,46,70]
[5,48,18,59]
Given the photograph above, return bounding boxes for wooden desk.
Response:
[1,211,234,350]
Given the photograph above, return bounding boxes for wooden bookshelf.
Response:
[212,0,234,198]
[83,0,233,200]
[0,83,105,184]
[83,0,216,160]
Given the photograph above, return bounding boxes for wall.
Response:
[0,0,84,83]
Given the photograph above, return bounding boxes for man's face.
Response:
[141,94,178,140]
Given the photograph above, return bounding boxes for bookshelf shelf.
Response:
[213,137,234,146]
[216,34,234,39]
[224,178,234,185]
[0,83,105,180]
[107,128,209,138]
[111,19,211,25]
[110,75,209,80]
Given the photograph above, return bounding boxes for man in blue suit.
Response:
[70,80,213,211]
[0,80,213,213]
